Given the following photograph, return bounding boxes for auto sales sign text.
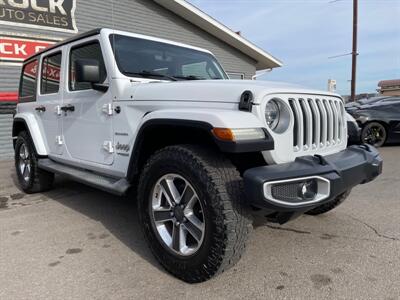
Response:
[0,0,77,33]
[0,36,55,63]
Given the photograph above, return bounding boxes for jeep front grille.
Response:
[288,97,345,152]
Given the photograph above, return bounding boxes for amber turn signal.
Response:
[212,128,235,141]
[212,128,266,142]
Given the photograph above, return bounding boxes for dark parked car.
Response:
[345,96,392,113]
[346,97,400,147]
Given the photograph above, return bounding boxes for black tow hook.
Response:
[359,144,372,152]
[314,154,328,166]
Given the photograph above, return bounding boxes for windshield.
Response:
[110,34,228,81]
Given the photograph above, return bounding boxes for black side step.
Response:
[38,159,130,196]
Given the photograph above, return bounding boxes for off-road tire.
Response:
[14,131,54,193]
[305,190,351,216]
[137,145,252,283]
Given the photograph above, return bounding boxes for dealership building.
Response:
[378,79,400,96]
[0,0,281,159]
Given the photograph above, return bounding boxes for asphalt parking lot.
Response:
[0,147,399,300]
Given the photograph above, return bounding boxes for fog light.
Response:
[264,176,331,206]
[298,180,318,200]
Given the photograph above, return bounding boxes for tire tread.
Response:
[15,131,54,193]
[138,145,252,283]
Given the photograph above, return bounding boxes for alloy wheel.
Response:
[19,143,31,182]
[150,173,205,256]
[362,123,386,147]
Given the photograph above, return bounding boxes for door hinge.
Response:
[103,141,114,153]
[56,136,63,145]
[102,103,113,116]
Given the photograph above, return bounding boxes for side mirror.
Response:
[74,59,108,92]
[75,59,100,83]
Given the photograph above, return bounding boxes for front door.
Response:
[61,39,114,165]
[36,50,64,156]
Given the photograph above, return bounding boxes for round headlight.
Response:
[265,100,280,130]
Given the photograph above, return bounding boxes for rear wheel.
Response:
[305,190,351,216]
[137,145,252,283]
[14,131,54,193]
[361,122,387,147]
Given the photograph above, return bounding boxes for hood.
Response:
[345,102,360,108]
[353,102,385,111]
[132,80,341,104]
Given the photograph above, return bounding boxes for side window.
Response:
[41,52,62,95]
[69,42,107,91]
[19,59,39,103]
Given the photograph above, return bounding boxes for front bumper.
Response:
[244,145,382,217]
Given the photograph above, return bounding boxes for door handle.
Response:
[35,105,46,112]
[60,105,75,112]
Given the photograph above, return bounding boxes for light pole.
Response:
[328,0,358,101]
[350,0,358,102]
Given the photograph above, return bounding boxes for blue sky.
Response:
[188,0,400,95]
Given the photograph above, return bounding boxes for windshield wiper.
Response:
[173,75,206,80]
[123,70,178,81]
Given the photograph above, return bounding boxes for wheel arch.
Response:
[360,120,389,145]
[12,115,48,156]
[360,120,390,132]
[126,119,218,183]
[126,118,273,183]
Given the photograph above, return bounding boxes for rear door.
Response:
[61,38,114,165]
[36,49,64,156]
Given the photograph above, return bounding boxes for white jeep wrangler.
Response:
[13,28,382,283]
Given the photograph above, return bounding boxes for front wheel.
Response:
[361,122,387,147]
[137,145,252,283]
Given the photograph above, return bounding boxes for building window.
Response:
[19,59,38,103]
[227,72,245,80]
[41,52,62,95]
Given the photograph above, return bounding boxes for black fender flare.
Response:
[126,118,274,182]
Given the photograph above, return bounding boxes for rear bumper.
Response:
[243,145,382,215]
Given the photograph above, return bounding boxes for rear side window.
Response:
[19,59,38,103]
[69,42,107,91]
[41,52,62,95]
